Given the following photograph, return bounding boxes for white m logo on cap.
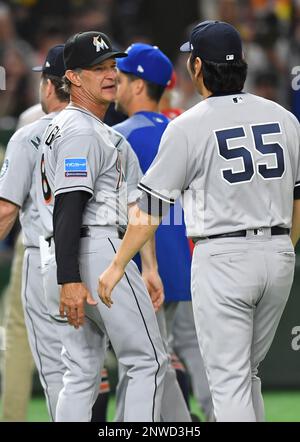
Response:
[93,36,109,52]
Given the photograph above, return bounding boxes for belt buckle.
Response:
[118,229,125,240]
[80,226,90,238]
[253,228,264,236]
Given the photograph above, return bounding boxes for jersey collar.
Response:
[207,91,245,98]
[66,104,104,125]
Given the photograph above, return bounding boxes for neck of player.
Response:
[128,98,159,117]
[199,77,213,99]
[70,95,109,121]
[48,102,68,114]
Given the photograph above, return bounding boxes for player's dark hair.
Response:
[189,54,248,94]
[124,72,165,103]
[42,73,70,102]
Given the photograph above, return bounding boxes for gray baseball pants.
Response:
[43,226,167,422]
[115,304,191,422]
[191,230,295,422]
[172,301,214,421]
[21,247,64,421]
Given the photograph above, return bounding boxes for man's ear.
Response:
[45,78,54,98]
[65,69,81,87]
[194,57,202,79]
[133,78,145,96]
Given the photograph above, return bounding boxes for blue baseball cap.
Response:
[180,20,243,64]
[32,44,66,77]
[117,43,173,87]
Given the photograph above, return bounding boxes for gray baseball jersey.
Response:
[37,105,141,239]
[16,103,44,129]
[139,93,300,236]
[0,113,56,247]
[0,110,65,420]
[138,92,300,421]
[39,104,167,421]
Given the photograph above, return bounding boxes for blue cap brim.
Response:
[116,57,127,69]
[180,41,191,52]
[32,66,43,72]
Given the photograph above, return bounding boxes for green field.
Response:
[1,392,300,422]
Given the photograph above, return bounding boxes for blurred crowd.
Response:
[0,0,299,123]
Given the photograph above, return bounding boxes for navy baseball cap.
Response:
[64,31,127,70]
[117,43,173,87]
[32,44,65,77]
[180,20,243,63]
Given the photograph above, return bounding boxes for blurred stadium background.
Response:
[0,0,300,422]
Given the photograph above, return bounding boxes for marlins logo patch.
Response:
[64,158,87,177]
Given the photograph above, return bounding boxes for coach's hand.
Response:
[98,261,124,308]
[60,282,97,329]
[142,269,164,312]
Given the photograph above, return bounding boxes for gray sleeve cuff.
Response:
[137,191,171,218]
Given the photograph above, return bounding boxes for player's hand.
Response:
[98,261,124,308]
[142,269,164,312]
[60,282,98,329]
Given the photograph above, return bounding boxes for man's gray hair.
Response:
[62,68,82,94]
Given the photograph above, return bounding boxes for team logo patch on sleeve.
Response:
[64,158,87,177]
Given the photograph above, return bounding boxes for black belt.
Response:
[80,226,90,238]
[46,226,125,246]
[192,226,290,243]
[80,226,126,239]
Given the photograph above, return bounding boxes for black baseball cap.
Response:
[64,31,127,70]
[32,44,65,77]
[180,20,243,63]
